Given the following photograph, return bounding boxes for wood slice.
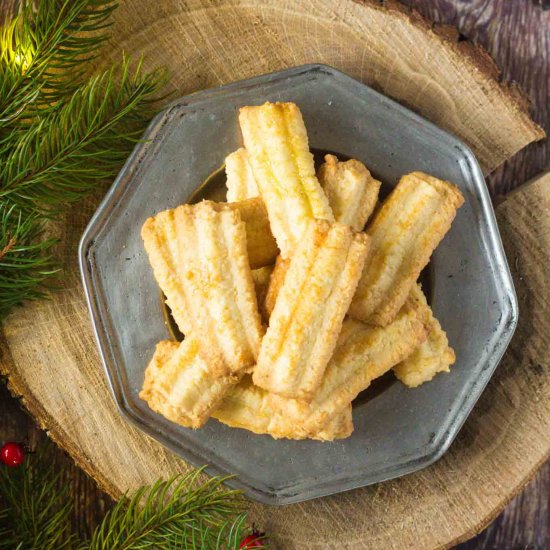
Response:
[2,172,547,549]
[90,0,544,177]
[1,1,549,548]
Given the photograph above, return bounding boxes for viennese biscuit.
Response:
[317,154,381,231]
[225,148,259,202]
[349,172,464,326]
[216,300,427,438]
[141,201,264,376]
[140,339,238,428]
[394,284,456,387]
[253,219,370,401]
[239,102,334,258]
[212,376,354,441]
[141,342,354,440]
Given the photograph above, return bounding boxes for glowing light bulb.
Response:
[13,47,33,72]
[1,17,35,72]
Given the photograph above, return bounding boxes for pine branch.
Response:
[0,57,166,211]
[86,469,251,550]
[27,0,118,101]
[0,203,58,320]
[0,444,264,549]
[0,0,117,126]
[0,2,168,316]
[0,2,264,547]
[0,446,77,550]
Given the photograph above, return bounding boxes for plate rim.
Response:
[79,63,518,505]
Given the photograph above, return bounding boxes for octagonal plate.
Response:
[79,64,517,504]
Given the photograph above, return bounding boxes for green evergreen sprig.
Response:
[0,4,265,545]
[0,446,76,549]
[0,204,58,314]
[1,58,166,211]
[0,0,168,319]
[0,0,117,122]
[0,444,264,549]
[87,471,250,550]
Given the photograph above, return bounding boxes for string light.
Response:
[1,17,34,73]
[13,47,34,71]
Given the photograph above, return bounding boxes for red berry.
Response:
[0,442,25,467]
[239,528,265,549]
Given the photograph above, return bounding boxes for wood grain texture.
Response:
[398,5,550,545]
[399,2,550,547]
[1,172,548,549]
[84,0,544,180]
[1,1,549,548]
[0,384,113,540]
[401,0,550,195]
[458,463,549,549]
[0,0,17,22]
[4,376,546,547]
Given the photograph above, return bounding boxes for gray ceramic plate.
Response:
[79,64,517,505]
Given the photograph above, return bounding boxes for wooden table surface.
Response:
[1,0,548,547]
